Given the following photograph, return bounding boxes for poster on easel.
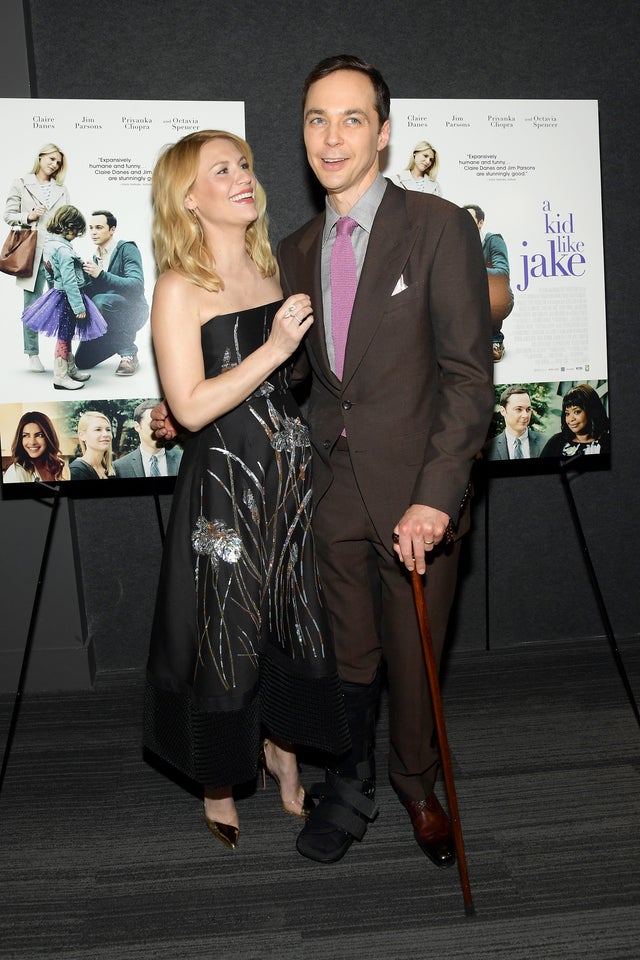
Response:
[0,98,244,491]
[387,99,608,466]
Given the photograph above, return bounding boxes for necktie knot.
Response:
[336,216,358,238]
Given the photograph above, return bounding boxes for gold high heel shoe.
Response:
[258,739,314,819]
[204,813,239,849]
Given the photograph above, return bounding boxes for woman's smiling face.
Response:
[564,405,589,438]
[21,422,47,460]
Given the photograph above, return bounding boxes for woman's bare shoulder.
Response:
[153,269,221,329]
[154,268,194,296]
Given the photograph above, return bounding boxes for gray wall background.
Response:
[1,0,638,688]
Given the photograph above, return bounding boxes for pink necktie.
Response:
[330,216,358,380]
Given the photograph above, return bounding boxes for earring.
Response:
[190,209,203,237]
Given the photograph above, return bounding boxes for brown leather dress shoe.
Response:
[402,793,456,867]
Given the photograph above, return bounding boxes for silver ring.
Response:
[287,304,296,316]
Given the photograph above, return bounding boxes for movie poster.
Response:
[387,99,609,465]
[0,98,244,489]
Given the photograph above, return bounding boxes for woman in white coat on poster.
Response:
[3,143,70,371]
[396,140,442,196]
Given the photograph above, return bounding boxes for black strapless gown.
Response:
[144,302,349,786]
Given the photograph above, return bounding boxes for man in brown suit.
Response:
[277,55,494,865]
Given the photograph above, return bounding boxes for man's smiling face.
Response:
[303,69,390,213]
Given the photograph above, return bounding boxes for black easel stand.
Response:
[484,478,491,652]
[0,482,63,799]
[560,460,640,731]
[152,489,166,545]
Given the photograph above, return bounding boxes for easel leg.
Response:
[0,484,62,798]
[560,463,640,730]
[152,490,166,545]
[484,474,491,652]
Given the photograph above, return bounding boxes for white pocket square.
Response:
[391,274,408,296]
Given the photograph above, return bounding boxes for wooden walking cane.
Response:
[410,568,475,916]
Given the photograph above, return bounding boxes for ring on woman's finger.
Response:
[287,304,297,316]
[424,539,434,545]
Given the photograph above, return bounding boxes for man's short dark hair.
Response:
[499,384,530,408]
[91,210,117,229]
[133,399,159,423]
[463,204,485,222]
[302,54,391,127]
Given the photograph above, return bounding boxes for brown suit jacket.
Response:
[278,181,493,549]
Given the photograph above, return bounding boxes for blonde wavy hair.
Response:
[152,130,276,292]
[406,140,440,181]
[30,143,67,184]
[76,411,115,477]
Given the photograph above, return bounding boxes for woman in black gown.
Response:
[143,130,348,848]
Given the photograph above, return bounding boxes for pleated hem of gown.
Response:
[143,653,350,787]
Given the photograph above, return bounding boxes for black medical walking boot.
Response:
[296,677,379,863]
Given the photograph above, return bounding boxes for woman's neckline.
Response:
[201,298,282,326]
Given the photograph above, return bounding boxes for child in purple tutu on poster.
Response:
[22,204,107,390]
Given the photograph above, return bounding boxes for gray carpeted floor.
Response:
[1,639,639,960]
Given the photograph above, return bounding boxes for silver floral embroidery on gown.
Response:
[190,314,321,693]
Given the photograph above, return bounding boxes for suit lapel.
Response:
[342,185,420,386]
[133,448,144,477]
[290,216,336,382]
[48,181,66,209]
[167,448,181,472]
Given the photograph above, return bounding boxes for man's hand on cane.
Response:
[392,504,450,574]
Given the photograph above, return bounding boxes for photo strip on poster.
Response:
[387,99,609,465]
[0,99,244,490]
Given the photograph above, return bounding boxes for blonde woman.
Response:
[4,143,70,371]
[396,140,442,195]
[143,131,348,850]
[70,410,115,480]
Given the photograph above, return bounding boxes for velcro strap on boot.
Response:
[310,801,371,840]
[307,770,379,839]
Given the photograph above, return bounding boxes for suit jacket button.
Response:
[323,440,331,449]
[341,400,352,410]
